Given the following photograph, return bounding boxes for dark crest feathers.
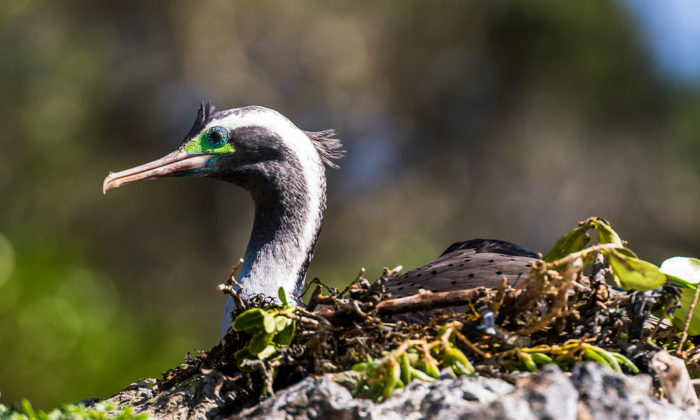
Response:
[185,101,217,141]
[198,101,216,122]
[304,130,345,169]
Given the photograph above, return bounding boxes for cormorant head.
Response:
[103,103,343,194]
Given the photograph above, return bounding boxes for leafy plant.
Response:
[660,257,700,334]
[514,342,638,374]
[545,217,665,291]
[543,219,700,353]
[0,400,147,420]
[350,325,474,402]
[231,287,297,371]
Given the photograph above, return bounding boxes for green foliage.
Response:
[545,220,700,336]
[606,248,665,291]
[542,219,700,353]
[544,218,665,291]
[517,343,638,374]
[543,224,590,262]
[660,257,700,334]
[544,218,626,262]
[350,327,474,402]
[277,287,288,306]
[595,221,623,247]
[231,291,297,371]
[0,400,148,420]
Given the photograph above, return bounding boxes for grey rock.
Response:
[100,363,700,419]
[571,363,693,420]
[232,364,699,420]
[231,375,371,420]
[104,374,227,419]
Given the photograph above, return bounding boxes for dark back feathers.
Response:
[385,239,538,299]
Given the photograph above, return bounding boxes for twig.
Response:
[293,307,333,327]
[370,265,403,295]
[547,243,620,268]
[217,283,246,313]
[227,258,244,285]
[375,288,486,315]
[452,326,489,359]
[313,287,486,320]
[301,277,337,299]
[306,285,324,312]
[677,285,700,356]
[517,257,582,335]
[339,268,366,296]
[218,258,246,312]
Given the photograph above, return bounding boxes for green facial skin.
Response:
[183,129,235,155]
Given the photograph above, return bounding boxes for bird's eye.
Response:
[206,126,229,146]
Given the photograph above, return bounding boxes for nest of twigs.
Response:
[157,220,700,414]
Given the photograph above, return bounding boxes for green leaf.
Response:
[582,347,610,369]
[248,331,274,356]
[595,220,623,247]
[660,257,700,288]
[257,344,277,360]
[352,362,369,372]
[518,352,537,372]
[232,308,265,332]
[671,287,700,336]
[590,346,621,373]
[21,400,37,419]
[278,286,288,305]
[531,352,553,365]
[443,348,475,375]
[544,225,590,262]
[612,352,639,374]
[275,315,290,332]
[273,317,296,346]
[415,357,440,378]
[234,347,251,360]
[614,247,638,258]
[664,256,700,336]
[606,248,666,291]
[399,352,411,386]
[262,311,276,334]
[383,359,401,400]
[408,365,436,382]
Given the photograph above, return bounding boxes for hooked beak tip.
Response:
[102,173,117,195]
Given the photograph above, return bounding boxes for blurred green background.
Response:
[1,0,699,408]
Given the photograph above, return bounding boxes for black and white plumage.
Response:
[103,104,537,338]
[199,107,342,335]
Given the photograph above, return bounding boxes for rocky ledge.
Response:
[103,362,698,420]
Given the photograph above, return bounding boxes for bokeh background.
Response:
[1,0,699,408]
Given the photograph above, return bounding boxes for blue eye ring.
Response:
[206,126,229,146]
